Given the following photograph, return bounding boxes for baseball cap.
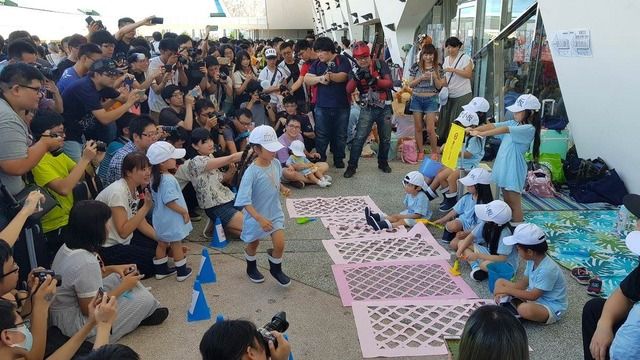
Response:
[249,125,284,152]
[265,48,277,59]
[623,194,640,218]
[462,97,490,113]
[625,231,640,255]
[403,171,427,191]
[191,127,212,144]
[506,94,541,113]
[503,223,547,246]
[146,141,186,165]
[460,168,492,186]
[455,111,480,127]
[90,59,123,76]
[289,140,305,157]
[474,200,512,226]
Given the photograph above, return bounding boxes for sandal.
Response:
[587,277,603,297]
[571,267,591,285]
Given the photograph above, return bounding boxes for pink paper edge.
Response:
[332,260,478,306]
[352,298,494,358]
[327,225,409,240]
[285,196,383,218]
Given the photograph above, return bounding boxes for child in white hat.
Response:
[286,140,331,187]
[364,171,432,229]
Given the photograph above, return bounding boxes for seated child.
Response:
[456,200,518,281]
[286,140,332,187]
[365,171,431,229]
[494,223,568,324]
[433,167,494,247]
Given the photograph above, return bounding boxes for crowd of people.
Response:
[0,12,637,360]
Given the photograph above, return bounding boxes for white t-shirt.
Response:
[258,65,287,104]
[96,179,139,247]
[147,56,180,113]
[443,53,473,98]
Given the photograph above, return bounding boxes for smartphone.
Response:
[151,17,164,25]
[96,287,104,303]
[85,16,94,25]
[123,76,134,90]
[124,266,137,276]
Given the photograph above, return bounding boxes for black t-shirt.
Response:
[114,40,131,58]
[61,76,107,142]
[620,264,640,302]
[132,71,150,114]
[284,62,305,103]
[308,55,351,108]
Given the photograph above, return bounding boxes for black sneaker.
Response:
[334,160,345,168]
[140,307,169,326]
[439,196,457,212]
[378,161,392,173]
[343,166,357,178]
[366,214,382,230]
[364,207,382,222]
[189,213,202,222]
[470,268,488,281]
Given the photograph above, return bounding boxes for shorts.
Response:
[537,302,560,324]
[204,201,241,227]
[409,94,439,114]
[400,210,418,227]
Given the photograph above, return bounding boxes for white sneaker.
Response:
[323,175,333,182]
[317,179,330,187]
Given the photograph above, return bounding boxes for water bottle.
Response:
[616,205,630,237]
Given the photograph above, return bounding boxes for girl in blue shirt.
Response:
[495,223,568,324]
[456,200,517,281]
[234,126,292,287]
[147,141,193,282]
[434,168,493,247]
[469,94,542,224]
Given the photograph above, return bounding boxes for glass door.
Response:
[451,1,477,57]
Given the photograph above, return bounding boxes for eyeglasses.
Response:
[18,84,42,92]
[238,120,252,126]
[287,124,300,129]
[141,132,158,138]
[355,56,369,61]
[284,104,297,108]
[0,263,19,279]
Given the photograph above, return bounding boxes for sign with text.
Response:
[441,124,465,169]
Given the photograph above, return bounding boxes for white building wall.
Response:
[537,0,640,193]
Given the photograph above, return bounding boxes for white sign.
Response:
[550,29,592,57]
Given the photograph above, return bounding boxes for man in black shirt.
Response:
[114,16,156,56]
[89,31,117,59]
[275,96,315,151]
[159,84,194,131]
[278,42,306,111]
[582,193,640,360]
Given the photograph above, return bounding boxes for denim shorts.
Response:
[409,94,439,114]
[204,201,241,227]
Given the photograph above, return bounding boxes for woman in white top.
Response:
[233,50,258,108]
[438,37,474,142]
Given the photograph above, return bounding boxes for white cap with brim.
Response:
[403,171,428,191]
[475,200,512,226]
[462,97,490,113]
[626,231,640,255]
[146,141,186,165]
[289,140,306,157]
[506,94,541,113]
[249,125,284,152]
[459,167,492,186]
[455,111,480,127]
[503,223,547,246]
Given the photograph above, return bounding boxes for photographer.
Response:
[294,39,318,113]
[278,42,305,111]
[258,48,287,110]
[240,80,275,127]
[30,110,103,266]
[57,43,102,94]
[223,108,254,154]
[114,16,156,56]
[159,84,195,131]
[200,56,233,113]
[233,50,258,108]
[275,96,315,149]
[88,31,116,60]
[147,38,187,121]
[200,319,291,360]
[191,99,226,157]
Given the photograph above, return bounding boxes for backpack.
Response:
[526,166,557,198]
[399,138,418,164]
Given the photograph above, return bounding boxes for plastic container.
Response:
[419,157,443,181]
[488,262,515,294]
[538,129,570,159]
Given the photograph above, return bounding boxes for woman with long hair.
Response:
[232,50,258,107]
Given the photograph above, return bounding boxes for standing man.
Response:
[114,16,156,56]
[343,42,393,178]
[278,42,305,111]
[295,39,318,113]
[304,37,351,168]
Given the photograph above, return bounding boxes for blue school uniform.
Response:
[452,194,478,231]
[235,159,284,242]
[401,192,431,221]
[458,136,485,170]
[151,174,193,242]
[491,120,534,193]
[524,255,568,322]
[286,155,312,176]
[470,221,518,271]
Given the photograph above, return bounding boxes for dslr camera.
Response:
[257,311,289,357]
[33,269,62,287]
[258,93,271,102]
[212,111,228,126]
[95,141,106,152]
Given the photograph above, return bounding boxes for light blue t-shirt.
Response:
[492,120,535,193]
[452,194,477,231]
[524,255,568,320]
[151,174,193,242]
[458,136,485,170]
[235,159,284,242]
[610,302,640,359]
[404,192,431,219]
[471,221,518,271]
[286,155,312,176]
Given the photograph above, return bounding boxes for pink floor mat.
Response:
[332,260,477,306]
[322,223,450,264]
[352,299,493,358]
[320,214,408,239]
[285,196,382,218]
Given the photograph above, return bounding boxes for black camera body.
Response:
[258,93,271,102]
[95,141,107,152]
[257,311,289,357]
[218,73,228,81]
[161,125,179,133]
[34,269,62,287]
[212,112,227,126]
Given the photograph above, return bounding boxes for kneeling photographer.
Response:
[190,99,227,159]
[240,80,276,128]
[200,312,291,360]
[199,56,233,114]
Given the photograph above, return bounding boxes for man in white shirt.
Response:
[147,38,188,121]
[258,48,287,111]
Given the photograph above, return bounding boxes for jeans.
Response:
[347,104,361,144]
[348,105,392,168]
[63,140,82,162]
[314,106,349,163]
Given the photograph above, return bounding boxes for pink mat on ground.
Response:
[320,214,408,239]
[285,196,382,218]
[332,260,477,306]
[352,299,493,358]
[322,223,450,264]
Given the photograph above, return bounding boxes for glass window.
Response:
[480,0,502,47]
[509,0,536,22]
[451,2,477,56]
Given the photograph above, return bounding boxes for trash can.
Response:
[488,262,515,294]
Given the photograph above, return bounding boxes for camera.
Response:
[178,56,189,65]
[161,125,179,133]
[33,269,62,287]
[218,73,228,81]
[164,64,175,73]
[258,93,271,102]
[212,111,228,126]
[150,17,164,25]
[95,141,106,152]
[257,311,289,357]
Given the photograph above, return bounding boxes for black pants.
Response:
[581,298,628,360]
[98,231,157,278]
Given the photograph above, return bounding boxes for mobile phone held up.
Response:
[151,17,164,25]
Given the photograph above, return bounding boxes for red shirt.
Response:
[300,60,317,105]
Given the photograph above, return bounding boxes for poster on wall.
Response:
[550,29,592,57]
